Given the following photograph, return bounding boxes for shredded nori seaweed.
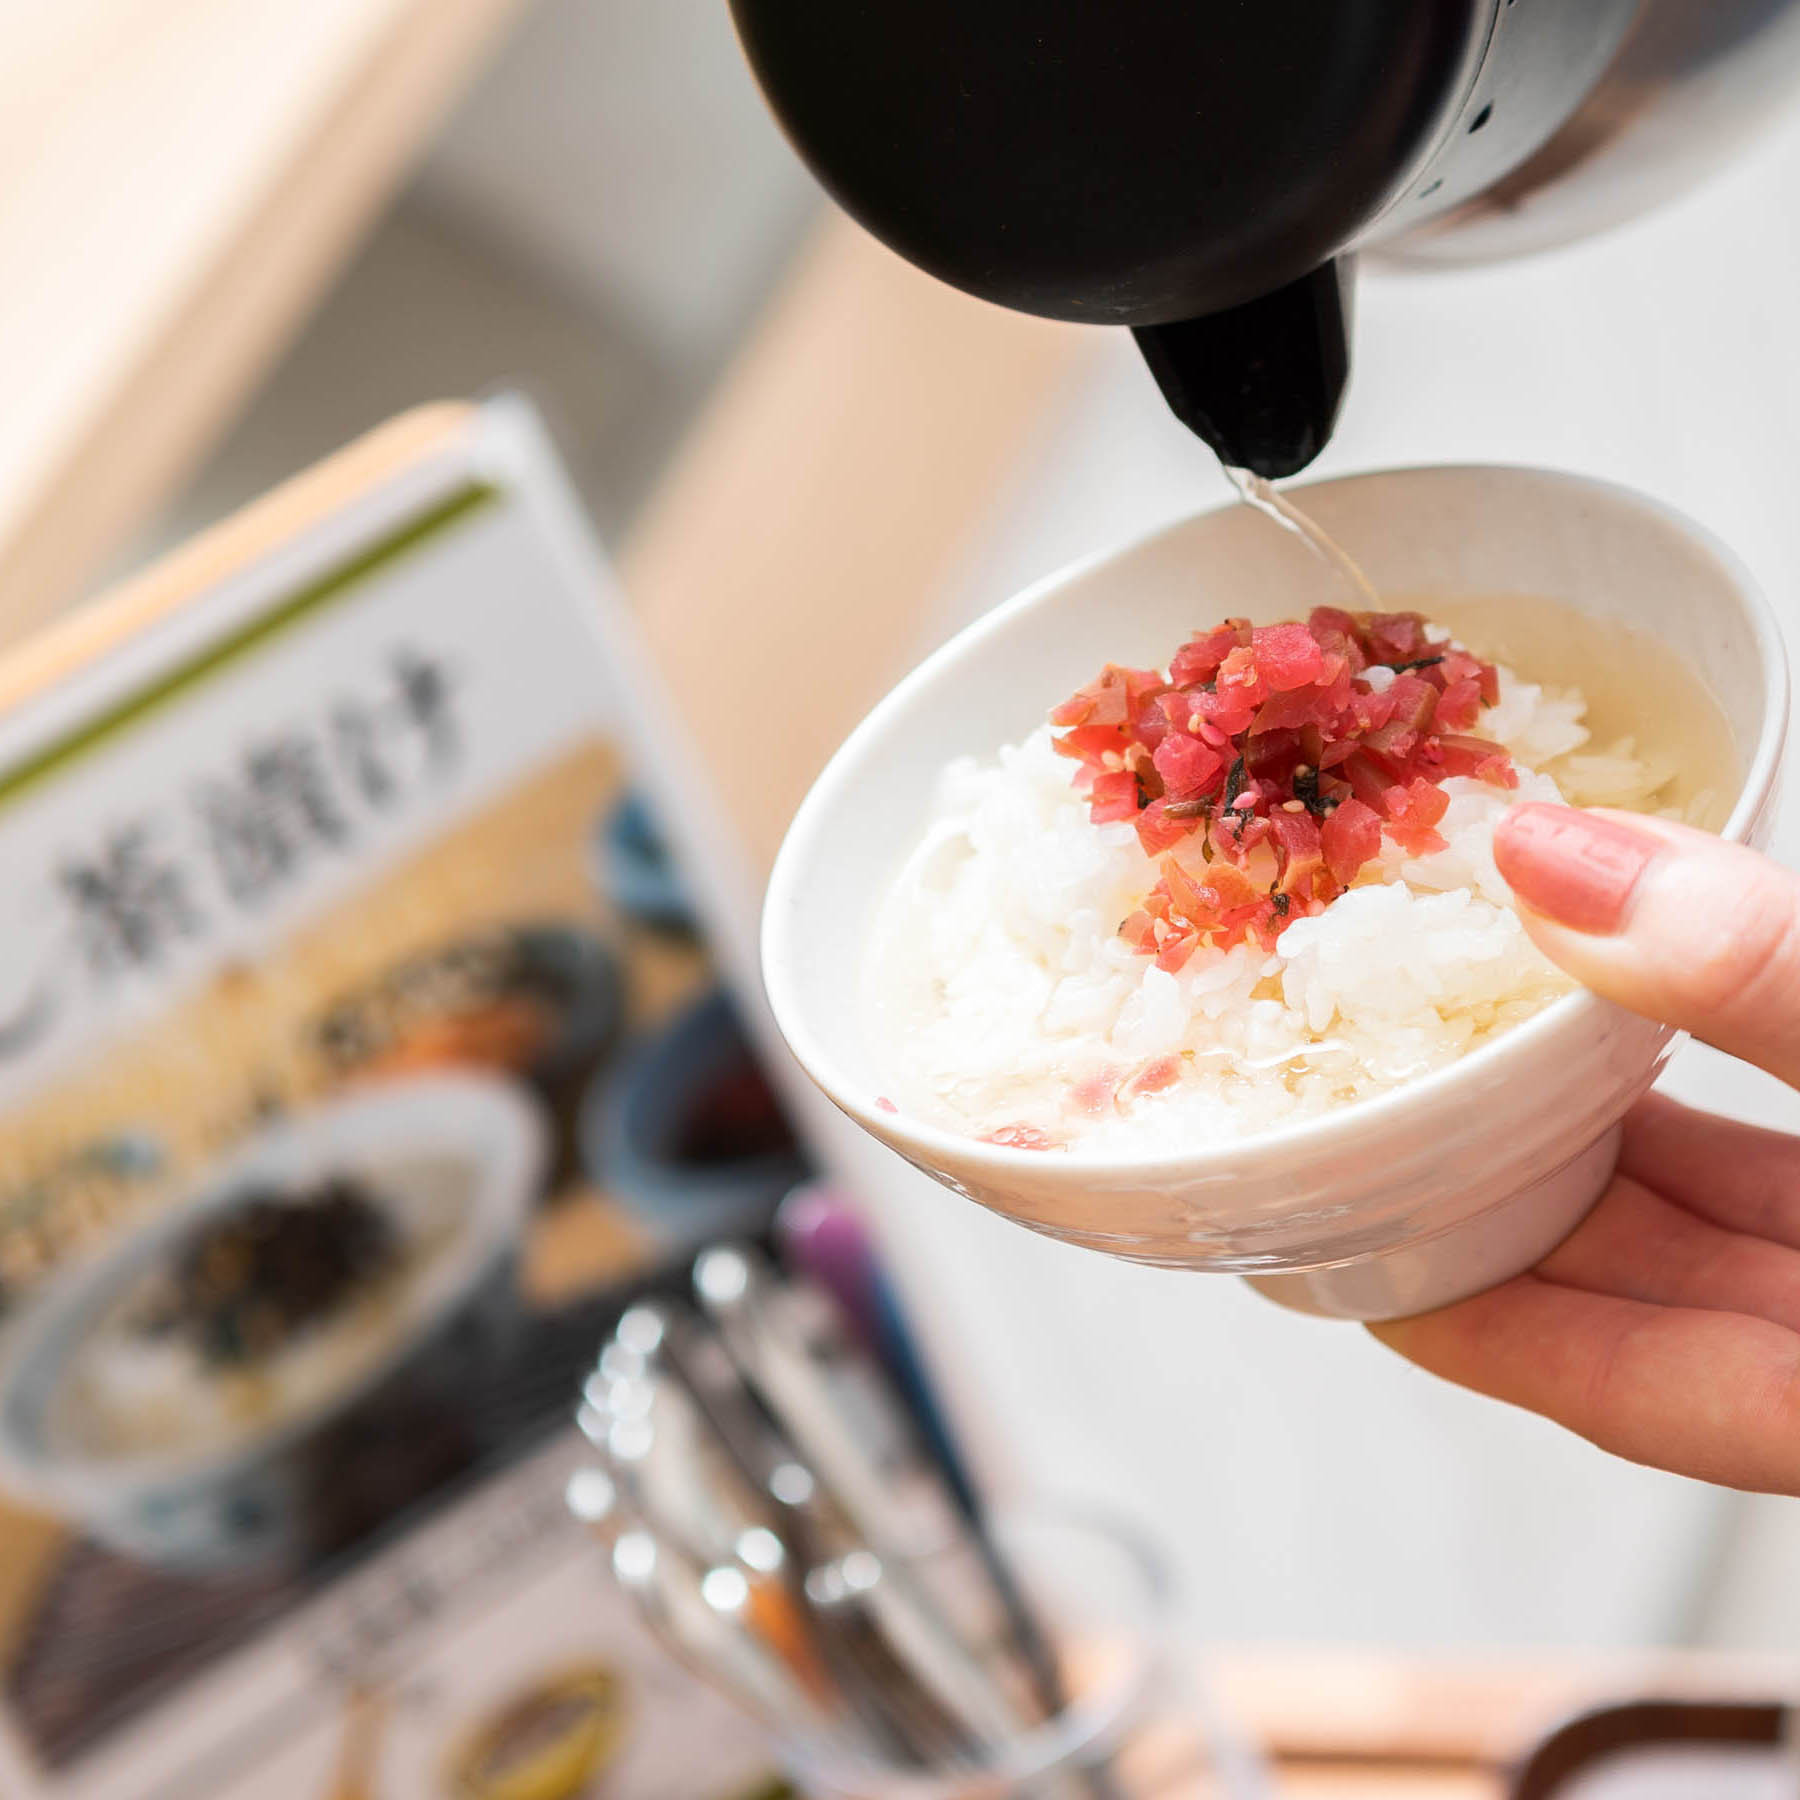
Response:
[134,1177,400,1367]
[1292,764,1336,818]
[1223,754,1247,812]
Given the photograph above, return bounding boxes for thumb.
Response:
[1495,804,1800,1088]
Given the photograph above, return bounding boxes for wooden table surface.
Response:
[1172,1646,1799,1795]
[0,0,524,651]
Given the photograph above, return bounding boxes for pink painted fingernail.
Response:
[1494,804,1662,935]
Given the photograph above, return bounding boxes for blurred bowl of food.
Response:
[316,924,623,1185]
[0,1072,548,1567]
[579,988,811,1248]
[316,924,626,1096]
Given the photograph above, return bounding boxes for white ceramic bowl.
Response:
[763,467,1788,1321]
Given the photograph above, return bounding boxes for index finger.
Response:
[1371,1274,1800,1495]
[1496,809,1800,1090]
[1620,1093,1800,1250]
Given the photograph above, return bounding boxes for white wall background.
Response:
[414,0,813,366]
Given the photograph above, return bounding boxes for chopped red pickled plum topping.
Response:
[1051,611,1516,968]
[1125,1056,1183,1098]
[1070,1069,1122,1116]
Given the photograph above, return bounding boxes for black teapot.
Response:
[731,0,1800,476]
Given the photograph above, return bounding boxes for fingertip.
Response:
[1493,805,1663,937]
[1491,800,1558,861]
[1497,807,1800,1084]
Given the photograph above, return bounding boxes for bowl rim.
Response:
[762,461,1791,1179]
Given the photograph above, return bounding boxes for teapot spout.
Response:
[1133,259,1354,479]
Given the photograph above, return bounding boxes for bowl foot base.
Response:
[1244,1125,1623,1323]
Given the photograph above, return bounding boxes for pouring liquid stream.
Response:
[1223,466,1380,608]
[1216,470,1738,829]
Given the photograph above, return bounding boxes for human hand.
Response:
[1371,804,1800,1493]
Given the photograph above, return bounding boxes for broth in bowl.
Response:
[865,597,1736,1158]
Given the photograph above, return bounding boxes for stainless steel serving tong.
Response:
[569,1248,1128,1795]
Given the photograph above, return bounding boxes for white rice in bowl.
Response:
[864,642,1678,1156]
